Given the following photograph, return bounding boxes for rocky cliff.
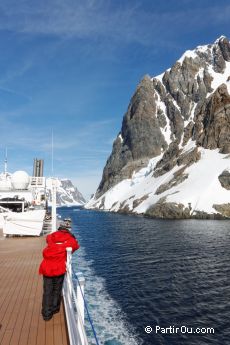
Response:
[87,36,230,219]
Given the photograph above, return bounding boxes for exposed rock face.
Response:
[213,203,230,217]
[218,170,230,189]
[218,37,230,62]
[153,141,181,177]
[122,75,168,158]
[177,147,201,166]
[96,75,167,198]
[191,210,227,219]
[182,121,194,146]
[89,36,230,219]
[162,58,204,120]
[153,146,200,179]
[145,201,191,219]
[132,194,149,209]
[155,168,188,195]
[193,84,230,153]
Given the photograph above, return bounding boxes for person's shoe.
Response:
[52,308,60,314]
[43,314,53,321]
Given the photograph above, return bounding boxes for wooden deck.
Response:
[0,236,69,345]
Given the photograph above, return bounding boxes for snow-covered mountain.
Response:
[46,178,85,206]
[86,36,230,219]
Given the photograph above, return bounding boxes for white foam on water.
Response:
[72,244,141,345]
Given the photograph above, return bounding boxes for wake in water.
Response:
[72,244,141,345]
[59,208,230,345]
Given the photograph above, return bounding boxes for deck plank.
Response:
[53,314,64,345]
[27,275,41,345]
[45,318,54,345]
[0,257,25,320]
[17,258,39,345]
[60,303,69,345]
[0,236,69,345]
[0,330,13,345]
[9,258,36,345]
[0,258,30,344]
[36,313,46,345]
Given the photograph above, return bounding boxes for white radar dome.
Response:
[11,171,30,190]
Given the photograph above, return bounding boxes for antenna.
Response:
[51,130,54,176]
[51,130,57,232]
[4,147,7,175]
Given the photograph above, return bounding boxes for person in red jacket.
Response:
[39,225,80,321]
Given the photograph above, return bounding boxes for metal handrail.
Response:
[62,248,89,345]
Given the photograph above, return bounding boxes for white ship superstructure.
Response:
[0,159,47,236]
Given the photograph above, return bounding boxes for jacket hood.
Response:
[49,229,74,244]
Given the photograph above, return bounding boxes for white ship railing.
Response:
[63,248,89,345]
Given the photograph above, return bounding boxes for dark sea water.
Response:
[59,207,230,345]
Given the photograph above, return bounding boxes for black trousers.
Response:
[42,274,65,319]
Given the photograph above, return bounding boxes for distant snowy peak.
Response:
[86,36,230,219]
[46,178,85,206]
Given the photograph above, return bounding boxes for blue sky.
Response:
[0,0,230,199]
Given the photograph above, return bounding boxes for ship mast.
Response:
[51,130,57,232]
[4,147,7,175]
[51,129,54,176]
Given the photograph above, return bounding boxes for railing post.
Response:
[76,272,85,325]
[66,247,72,305]
[66,247,72,278]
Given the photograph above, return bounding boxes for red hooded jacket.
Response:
[39,229,80,277]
